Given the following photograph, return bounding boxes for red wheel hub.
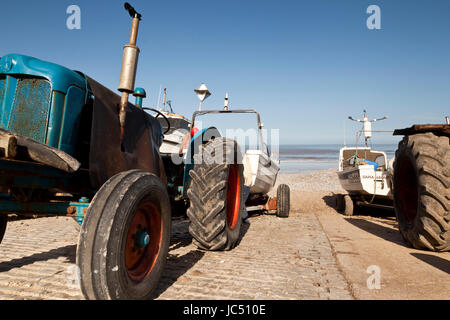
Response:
[125,202,162,282]
[226,164,241,230]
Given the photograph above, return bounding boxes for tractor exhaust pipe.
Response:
[118,2,142,142]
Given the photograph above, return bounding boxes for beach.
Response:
[271,169,450,300]
[270,168,345,216]
[0,168,449,300]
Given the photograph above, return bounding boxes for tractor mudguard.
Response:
[182,126,221,197]
[86,77,166,189]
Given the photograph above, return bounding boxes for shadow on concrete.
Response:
[236,219,251,247]
[410,252,450,275]
[0,244,76,272]
[345,217,407,247]
[151,218,204,299]
[322,193,395,218]
[151,216,251,299]
[322,194,339,210]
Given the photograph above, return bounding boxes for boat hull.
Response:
[337,165,393,199]
[243,150,279,194]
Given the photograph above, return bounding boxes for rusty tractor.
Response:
[0,3,246,299]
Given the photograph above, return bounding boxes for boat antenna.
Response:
[348,109,388,147]
[224,92,229,111]
[156,85,162,110]
[343,118,346,147]
[163,88,167,108]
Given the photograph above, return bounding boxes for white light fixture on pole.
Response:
[194,83,211,111]
[224,92,229,111]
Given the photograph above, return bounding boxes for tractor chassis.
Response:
[0,159,94,225]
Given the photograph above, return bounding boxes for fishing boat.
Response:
[152,87,288,217]
[243,149,280,195]
[153,88,191,154]
[336,110,394,215]
[189,91,288,217]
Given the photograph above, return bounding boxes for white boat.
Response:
[243,149,280,195]
[190,107,280,197]
[337,146,393,199]
[158,112,191,155]
[156,88,281,197]
[154,88,286,215]
[336,110,394,215]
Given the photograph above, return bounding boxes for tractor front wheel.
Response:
[76,170,171,300]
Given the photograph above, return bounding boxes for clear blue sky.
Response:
[1,0,449,144]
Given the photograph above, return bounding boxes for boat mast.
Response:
[348,109,388,147]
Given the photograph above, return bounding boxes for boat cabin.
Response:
[339,147,388,172]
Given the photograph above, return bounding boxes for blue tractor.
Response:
[0,3,246,299]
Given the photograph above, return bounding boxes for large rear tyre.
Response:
[187,137,245,251]
[276,184,290,218]
[393,133,450,252]
[77,170,171,300]
[0,215,7,244]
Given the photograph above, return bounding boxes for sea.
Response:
[275,144,397,174]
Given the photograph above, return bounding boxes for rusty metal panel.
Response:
[8,78,51,143]
[264,197,278,211]
[86,77,166,189]
[393,124,450,137]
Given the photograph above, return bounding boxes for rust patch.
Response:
[8,78,51,143]
[264,197,278,211]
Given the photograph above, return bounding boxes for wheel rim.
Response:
[396,157,419,224]
[226,164,240,230]
[125,201,162,282]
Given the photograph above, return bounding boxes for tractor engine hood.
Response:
[86,76,166,189]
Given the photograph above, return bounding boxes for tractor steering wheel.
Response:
[142,107,171,134]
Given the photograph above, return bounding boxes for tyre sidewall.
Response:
[0,215,7,244]
[343,194,354,216]
[393,138,421,240]
[93,172,171,300]
[276,184,290,218]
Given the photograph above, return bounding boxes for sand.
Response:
[274,169,450,300]
[270,168,345,214]
[274,168,344,193]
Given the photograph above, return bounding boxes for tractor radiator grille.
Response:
[8,77,51,143]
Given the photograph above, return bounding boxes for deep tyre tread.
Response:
[187,137,244,251]
[0,215,7,244]
[276,184,290,218]
[393,133,450,252]
[77,170,171,299]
